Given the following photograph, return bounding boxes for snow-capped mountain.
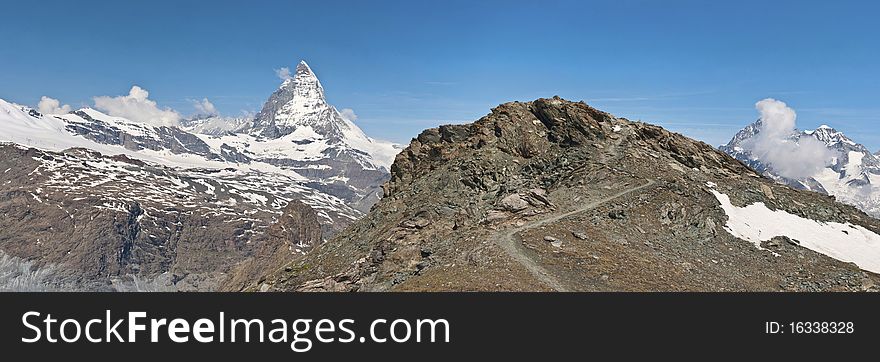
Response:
[1,99,239,166]
[721,121,880,217]
[0,99,359,229]
[193,61,401,211]
[1,60,400,214]
[249,61,400,169]
[0,61,401,290]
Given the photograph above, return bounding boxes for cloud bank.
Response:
[193,98,218,116]
[745,98,837,179]
[37,96,71,115]
[93,86,181,127]
[275,67,292,81]
[339,108,358,122]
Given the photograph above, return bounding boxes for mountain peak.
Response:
[246,61,399,171]
[387,97,750,198]
[253,61,330,138]
[296,60,312,74]
[275,60,315,86]
[291,60,323,96]
[277,60,321,91]
[721,117,880,218]
[721,118,763,151]
[809,124,858,148]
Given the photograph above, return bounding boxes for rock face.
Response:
[65,109,219,159]
[256,97,880,292]
[221,200,323,291]
[0,144,339,291]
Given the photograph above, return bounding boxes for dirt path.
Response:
[495,179,656,291]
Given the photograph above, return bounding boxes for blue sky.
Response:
[1,0,878,148]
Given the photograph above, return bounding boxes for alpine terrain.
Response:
[0,61,400,291]
[722,120,880,218]
[251,97,880,292]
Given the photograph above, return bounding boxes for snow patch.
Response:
[711,189,880,273]
[845,151,864,178]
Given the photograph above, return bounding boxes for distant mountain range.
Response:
[3,66,880,291]
[721,121,880,217]
[0,61,400,290]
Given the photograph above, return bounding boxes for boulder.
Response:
[500,194,530,212]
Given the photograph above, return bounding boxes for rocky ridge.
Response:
[251,97,880,292]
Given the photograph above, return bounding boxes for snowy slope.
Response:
[23,144,359,228]
[1,60,400,217]
[1,99,365,232]
[179,115,252,136]
[0,99,304,176]
[711,187,880,273]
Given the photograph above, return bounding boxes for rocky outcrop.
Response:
[221,200,323,291]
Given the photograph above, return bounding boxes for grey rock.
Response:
[608,209,626,220]
[485,210,509,222]
[500,194,530,212]
[528,188,553,206]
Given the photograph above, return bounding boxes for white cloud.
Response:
[275,67,292,81]
[339,108,358,122]
[744,98,837,179]
[37,96,71,115]
[193,98,218,116]
[93,86,181,127]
